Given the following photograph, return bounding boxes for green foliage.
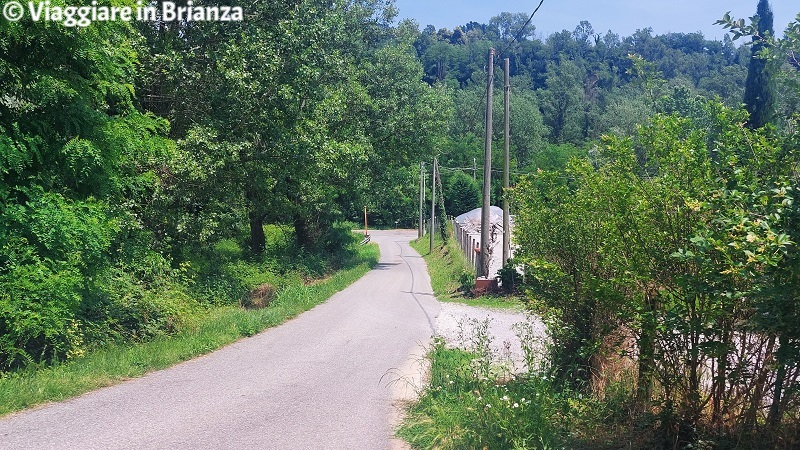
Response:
[0,240,378,416]
[497,261,520,293]
[718,7,800,129]
[539,57,586,144]
[444,171,481,216]
[743,0,777,128]
[399,339,561,450]
[512,96,800,445]
[458,271,476,295]
[527,143,585,171]
[0,0,446,375]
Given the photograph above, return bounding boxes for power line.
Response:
[438,165,528,176]
[462,1,545,159]
[497,0,546,59]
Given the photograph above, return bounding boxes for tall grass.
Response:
[0,241,379,417]
[409,230,521,310]
[398,336,562,449]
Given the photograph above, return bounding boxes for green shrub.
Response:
[79,267,196,347]
[458,271,475,294]
[497,260,520,293]
[0,262,83,370]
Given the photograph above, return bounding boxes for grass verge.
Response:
[0,242,379,417]
[397,338,562,449]
[409,231,522,310]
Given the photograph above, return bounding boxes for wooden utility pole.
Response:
[479,48,494,278]
[503,57,511,265]
[430,157,437,252]
[419,161,424,239]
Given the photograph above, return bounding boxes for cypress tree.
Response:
[743,0,776,128]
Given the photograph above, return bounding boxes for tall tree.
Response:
[743,0,776,128]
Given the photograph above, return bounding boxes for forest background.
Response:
[2,0,800,446]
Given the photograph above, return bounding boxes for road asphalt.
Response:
[0,230,441,449]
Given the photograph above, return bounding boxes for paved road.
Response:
[0,230,441,449]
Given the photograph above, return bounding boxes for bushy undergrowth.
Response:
[402,229,660,450]
[0,222,368,374]
[399,315,654,450]
[0,238,378,416]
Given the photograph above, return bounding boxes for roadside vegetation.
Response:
[0,227,378,417]
[1,0,438,385]
[410,229,521,310]
[4,0,800,447]
[398,334,562,450]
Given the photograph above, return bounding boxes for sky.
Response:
[392,0,798,42]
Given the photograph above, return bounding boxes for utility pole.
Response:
[364,206,368,236]
[503,57,511,265]
[419,161,424,239]
[473,157,476,180]
[430,157,437,253]
[479,48,494,278]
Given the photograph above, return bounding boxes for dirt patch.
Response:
[386,343,429,450]
[242,283,276,309]
[434,302,547,374]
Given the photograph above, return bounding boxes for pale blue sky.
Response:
[393,0,798,41]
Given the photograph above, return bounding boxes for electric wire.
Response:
[464,0,546,157]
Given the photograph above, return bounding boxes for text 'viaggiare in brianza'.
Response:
[2,0,243,27]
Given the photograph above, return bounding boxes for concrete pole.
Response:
[430,157,437,253]
[419,161,424,239]
[479,48,494,278]
[503,57,511,265]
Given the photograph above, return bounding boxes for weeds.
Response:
[399,326,562,450]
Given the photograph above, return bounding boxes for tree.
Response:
[444,171,480,216]
[137,0,450,253]
[0,15,181,369]
[539,57,585,144]
[743,0,777,128]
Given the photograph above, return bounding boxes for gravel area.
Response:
[434,302,549,374]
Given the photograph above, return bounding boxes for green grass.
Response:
[409,231,522,310]
[398,338,562,450]
[0,242,379,417]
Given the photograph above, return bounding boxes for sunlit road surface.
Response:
[0,230,440,449]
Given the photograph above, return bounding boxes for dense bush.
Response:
[512,93,800,446]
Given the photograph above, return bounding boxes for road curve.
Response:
[0,230,441,449]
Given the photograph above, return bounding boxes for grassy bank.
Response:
[409,231,521,310]
[398,336,563,449]
[0,239,378,417]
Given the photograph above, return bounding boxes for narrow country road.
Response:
[0,230,441,449]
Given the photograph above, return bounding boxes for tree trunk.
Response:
[294,214,310,249]
[637,293,655,406]
[249,211,266,254]
[768,333,789,428]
